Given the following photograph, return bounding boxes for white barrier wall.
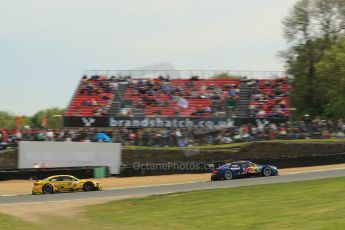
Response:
[19,141,122,174]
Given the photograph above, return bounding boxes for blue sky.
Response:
[0,0,298,115]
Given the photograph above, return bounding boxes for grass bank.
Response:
[124,138,345,150]
[0,214,35,230]
[3,176,345,229]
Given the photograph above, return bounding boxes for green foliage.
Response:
[213,72,239,79]
[0,111,16,129]
[286,38,330,118]
[283,0,345,119]
[30,108,65,129]
[283,0,345,44]
[0,112,33,129]
[316,37,345,118]
[0,108,65,129]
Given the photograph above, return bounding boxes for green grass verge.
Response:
[5,176,345,230]
[124,138,345,151]
[0,213,39,230]
[124,142,248,150]
[80,177,345,230]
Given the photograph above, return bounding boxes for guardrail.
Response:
[0,166,109,181]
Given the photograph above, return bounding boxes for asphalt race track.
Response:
[1,168,345,205]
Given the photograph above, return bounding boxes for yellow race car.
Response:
[32,175,102,195]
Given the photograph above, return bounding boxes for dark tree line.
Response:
[0,108,65,129]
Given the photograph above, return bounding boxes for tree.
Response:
[30,108,65,129]
[0,111,16,129]
[284,0,345,44]
[213,72,239,79]
[283,0,345,118]
[0,108,65,130]
[285,38,328,117]
[315,37,345,118]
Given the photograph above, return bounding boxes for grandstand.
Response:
[64,70,290,127]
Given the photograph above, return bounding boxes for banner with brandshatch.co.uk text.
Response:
[64,116,288,128]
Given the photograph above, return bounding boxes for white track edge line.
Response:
[284,167,345,175]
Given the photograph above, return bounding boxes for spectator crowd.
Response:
[247,78,289,118]
[66,75,129,117]
[1,118,345,149]
[122,76,240,117]
[66,74,292,119]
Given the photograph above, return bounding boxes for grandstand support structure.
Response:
[108,83,128,116]
[235,80,251,117]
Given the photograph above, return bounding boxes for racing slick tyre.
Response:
[262,167,272,177]
[83,182,95,192]
[42,184,53,194]
[224,170,233,180]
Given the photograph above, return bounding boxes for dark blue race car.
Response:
[211,161,278,181]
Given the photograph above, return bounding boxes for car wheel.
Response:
[42,184,53,194]
[263,167,272,177]
[224,170,233,180]
[83,182,95,192]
